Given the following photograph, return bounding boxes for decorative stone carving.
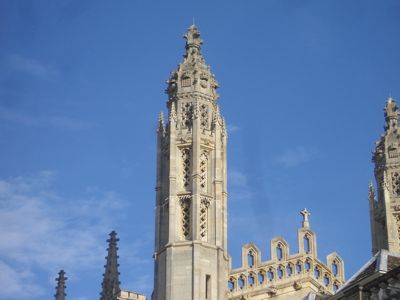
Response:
[392,172,400,196]
[293,281,302,290]
[181,148,191,190]
[200,103,209,131]
[179,195,191,240]
[181,102,193,128]
[199,197,211,241]
[200,150,208,191]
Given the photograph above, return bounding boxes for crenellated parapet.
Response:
[228,210,345,299]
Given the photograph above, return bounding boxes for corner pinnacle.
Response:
[55,270,67,300]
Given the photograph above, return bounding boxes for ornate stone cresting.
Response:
[228,210,345,300]
[153,25,229,300]
[100,231,121,300]
[371,97,400,254]
[55,270,67,300]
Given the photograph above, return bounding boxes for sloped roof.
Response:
[337,249,400,293]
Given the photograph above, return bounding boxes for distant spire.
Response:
[300,208,310,228]
[384,96,399,129]
[54,270,67,300]
[100,231,121,300]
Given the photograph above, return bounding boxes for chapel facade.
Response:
[51,26,400,300]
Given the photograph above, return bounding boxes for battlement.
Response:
[228,210,345,299]
[115,290,146,300]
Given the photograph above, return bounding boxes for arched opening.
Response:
[333,283,339,292]
[314,267,320,279]
[304,235,310,253]
[228,279,235,291]
[248,274,255,286]
[238,276,245,289]
[267,269,274,281]
[276,244,283,260]
[324,275,330,286]
[296,261,302,274]
[258,272,264,284]
[277,267,284,279]
[247,251,255,268]
[332,261,338,277]
[286,264,293,277]
[305,260,311,272]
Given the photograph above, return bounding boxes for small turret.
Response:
[384,97,399,130]
[100,231,121,300]
[54,270,67,300]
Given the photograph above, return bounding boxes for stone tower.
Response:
[370,97,400,254]
[152,25,230,300]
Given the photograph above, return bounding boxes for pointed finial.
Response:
[100,231,121,300]
[300,208,310,228]
[384,96,399,129]
[369,181,376,202]
[169,101,177,123]
[192,16,195,26]
[158,111,165,134]
[54,270,67,300]
[184,24,203,49]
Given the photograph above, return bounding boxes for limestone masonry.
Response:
[52,26,400,300]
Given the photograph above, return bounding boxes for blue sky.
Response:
[1,1,400,299]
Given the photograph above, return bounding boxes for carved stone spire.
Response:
[385,97,399,130]
[100,231,121,300]
[54,270,67,300]
[165,25,219,101]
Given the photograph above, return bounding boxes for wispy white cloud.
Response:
[0,171,144,299]
[0,106,97,130]
[0,260,44,299]
[7,54,58,79]
[275,146,318,168]
[228,170,252,202]
[227,124,240,133]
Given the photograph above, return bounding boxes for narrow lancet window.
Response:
[304,235,310,253]
[205,275,211,299]
[276,244,283,260]
[247,251,255,268]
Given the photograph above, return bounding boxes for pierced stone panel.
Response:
[179,195,191,240]
[181,102,193,128]
[181,148,191,190]
[200,150,208,191]
[200,197,211,241]
[392,172,400,196]
[181,73,191,87]
[200,103,209,131]
[395,214,400,240]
